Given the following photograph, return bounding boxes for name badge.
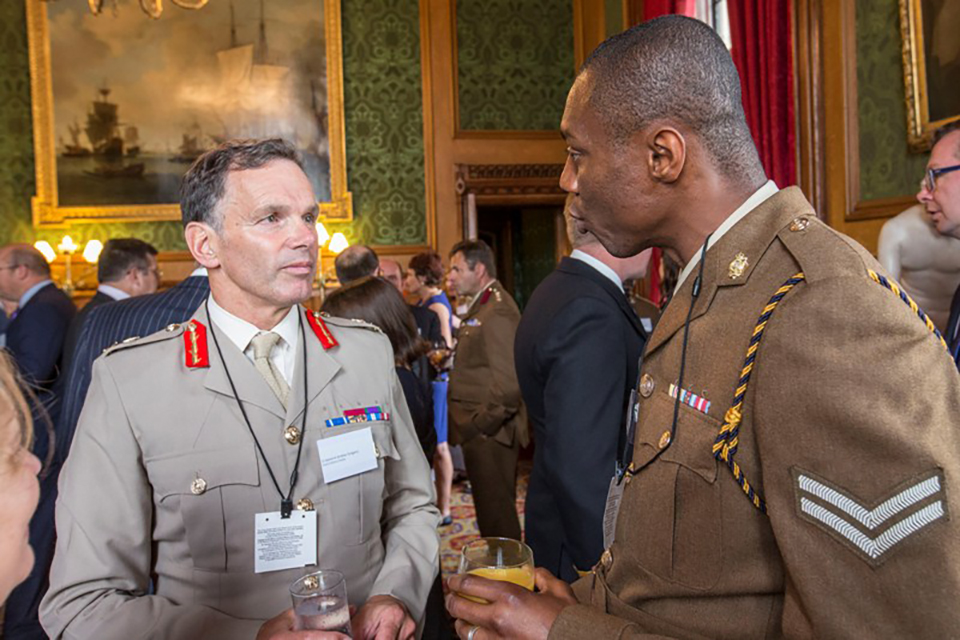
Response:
[317,426,378,483]
[254,510,317,574]
[641,317,653,333]
[603,475,625,550]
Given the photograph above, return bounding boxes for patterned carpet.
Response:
[440,460,530,579]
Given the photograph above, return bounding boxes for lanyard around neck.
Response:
[205,300,309,518]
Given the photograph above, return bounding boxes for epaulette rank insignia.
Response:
[183,320,210,368]
[306,311,339,350]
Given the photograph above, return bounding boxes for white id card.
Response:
[602,475,625,550]
[317,426,378,483]
[254,510,317,573]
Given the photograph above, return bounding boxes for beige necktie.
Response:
[250,332,290,408]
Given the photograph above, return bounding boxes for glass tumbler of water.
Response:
[289,570,352,636]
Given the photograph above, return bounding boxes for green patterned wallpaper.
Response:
[456,0,574,131]
[0,0,39,245]
[856,0,928,200]
[0,0,426,250]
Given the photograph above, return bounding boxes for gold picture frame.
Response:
[899,0,960,153]
[26,0,352,227]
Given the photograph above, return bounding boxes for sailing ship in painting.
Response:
[57,86,147,181]
[53,0,329,207]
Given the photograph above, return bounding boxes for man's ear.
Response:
[184,222,221,269]
[647,126,686,185]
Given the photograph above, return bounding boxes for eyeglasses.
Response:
[923,164,960,192]
[0,265,19,271]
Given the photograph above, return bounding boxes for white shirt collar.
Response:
[190,267,209,278]
[18,280,53,309]
[206,295,300,384]
[570,249,622,290]
[675,180,779,291]
[97,284,130,301]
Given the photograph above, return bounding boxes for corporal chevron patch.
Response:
[792,468,948,567]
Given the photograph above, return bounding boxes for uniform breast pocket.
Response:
[149,446,261,571]
[323,422,402,546]
[626,391,722,591]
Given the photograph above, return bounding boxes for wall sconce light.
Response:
[83,240,104,264]
[37,236,103,296]
[33,241,56,263]
[328,233,349,255]
[313,225,350,300]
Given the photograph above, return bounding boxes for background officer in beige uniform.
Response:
[41,139,440,640]
[445,16,960,639]
[447,240,527,540]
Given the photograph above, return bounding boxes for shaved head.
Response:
[580,15,764,186]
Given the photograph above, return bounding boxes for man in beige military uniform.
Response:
[41,139,439,640]
[447,239,527,540]
[446,16,960,639]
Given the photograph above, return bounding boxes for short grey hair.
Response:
[179,138,303,230]
[580,15,765,186]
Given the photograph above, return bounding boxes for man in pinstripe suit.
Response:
[55,268,209,460]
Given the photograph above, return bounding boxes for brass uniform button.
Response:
[789,217,810,232]
[297,498,314,511]
[190,477,207,495]
[658,430,672,449]
[639,374,656,398]
[600,549,613,569]
[284,426,301,445]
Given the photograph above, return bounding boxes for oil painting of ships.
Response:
[51,0,329,208]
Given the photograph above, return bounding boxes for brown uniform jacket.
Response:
[41,306,440,640]
[550,188,960,639]
[448,280,528,448]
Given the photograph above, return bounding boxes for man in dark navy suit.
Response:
[56,267,210,458]
[0,243,76,639]
[919,122,960,366]
[514,206,652,582]
[61,238,159,371]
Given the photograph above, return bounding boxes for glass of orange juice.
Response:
[458,538,535,602]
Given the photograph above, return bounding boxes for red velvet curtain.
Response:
[727,0,796,188]
[638,0,796,306]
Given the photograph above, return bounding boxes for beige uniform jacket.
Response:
[550,188,960,639]
[41,305,440,640]
[448,281,528,448]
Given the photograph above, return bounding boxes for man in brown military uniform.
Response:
[446,16,960,639]
[447,239,527,540]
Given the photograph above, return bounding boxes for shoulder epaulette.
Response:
[317,312,385,336]
[102,322,185,357]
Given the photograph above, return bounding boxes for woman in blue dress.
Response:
[405,251,456,526]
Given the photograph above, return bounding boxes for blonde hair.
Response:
[0,352,33,467]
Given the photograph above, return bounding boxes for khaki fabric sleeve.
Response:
[547,575,692,640]
[40,359,263,640]
[753,274,960,637]
[367,365,441,621]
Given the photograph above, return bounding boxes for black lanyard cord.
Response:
[626,233,711,478]
[205,300,309,518]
